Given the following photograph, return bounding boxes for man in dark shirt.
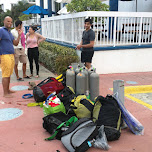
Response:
[76,18,95,70]
[0,16,22,98]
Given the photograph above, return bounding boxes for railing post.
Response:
[113,80,124,105]
[138,17,143,46]
[113,16,117,47]
[61,19,64,43]
[53,19,55,41]
[72,18,74,45]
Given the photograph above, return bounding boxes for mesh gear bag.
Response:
[93,95,122,141]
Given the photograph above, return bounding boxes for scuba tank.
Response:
[75,65,80,75]
[66,66,75,91]
[79,62,85,68]
[89,68,99,101]
[88,69,94,91]
[71,63,78,71]
[75,65,80,89]
[76,68,86,95]
[82,66,89,96]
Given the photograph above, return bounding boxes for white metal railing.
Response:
[41,11,152,47]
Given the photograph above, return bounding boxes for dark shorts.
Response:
[81,51,94,63]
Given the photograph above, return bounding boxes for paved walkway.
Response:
[0,60,152,152]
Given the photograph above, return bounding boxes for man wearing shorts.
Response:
[76,18,95,70]
[0,16,22,98]
[11,20,30,81]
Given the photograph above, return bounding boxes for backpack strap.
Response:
[80,99,94,111]
[117,109,122,130]
[45,116,78,141]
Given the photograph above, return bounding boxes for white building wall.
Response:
[138,0,152,12]
[118,1,136,12]
[103,0,152,12]
[118,0,152,12]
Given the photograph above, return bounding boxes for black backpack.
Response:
[57,86,76,113]
[43,112,72,140]
[92,95,123,141]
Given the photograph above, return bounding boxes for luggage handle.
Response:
[38,77,59,87]
[37,77,53,86]
[70,121,96,149]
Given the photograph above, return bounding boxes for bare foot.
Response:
[3,94,14,98]
[8,90,16,94]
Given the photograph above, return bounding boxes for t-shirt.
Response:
[11,28,23,49]
[82,29,95,52]
[0,27,14,55]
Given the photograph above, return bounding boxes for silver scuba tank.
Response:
[76,68,86,95]
[71,63,78,71]
[88,69,94,91]
[66,66,75,91]
[89,68,99,101]
[82,66,89,95]
[75,65,80,75]
[79,62,85,68]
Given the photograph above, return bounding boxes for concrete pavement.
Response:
[0,60,152,152]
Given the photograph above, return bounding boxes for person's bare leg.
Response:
[14,64,19,79]
[23,63,27,77]
[2,77,13,98]
[85,62,91,70]
[8,77,15,94]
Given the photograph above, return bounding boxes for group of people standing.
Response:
[0,16,95,98]
[0,16,45,98]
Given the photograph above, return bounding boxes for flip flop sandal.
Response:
[17,77,24,81]
[24,76,31,79]
[22,93,33,99]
